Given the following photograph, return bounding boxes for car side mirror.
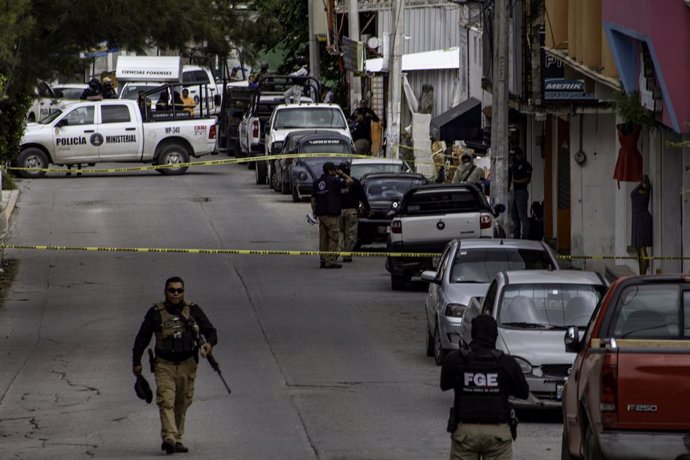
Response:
[564,326,581,353]
[493,203,506,216]
[421,270,439,284]
[55,119,67,128]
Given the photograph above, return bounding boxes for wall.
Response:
[378,6,463,54]
[569,113,618,273]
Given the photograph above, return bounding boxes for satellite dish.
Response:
[367,36,380,49]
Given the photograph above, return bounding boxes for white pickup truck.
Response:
[16,99,217,177]
[386,183,505,290]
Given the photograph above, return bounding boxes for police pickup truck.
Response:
[386,183,505,290]
[16,99,217,177]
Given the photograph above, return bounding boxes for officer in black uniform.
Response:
[441,315,528,460]
[338,161,370,262]
[311,162,352,268]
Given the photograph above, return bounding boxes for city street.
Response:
[0,163,561,459]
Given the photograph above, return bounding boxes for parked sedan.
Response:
[357,172,429,247]
[421,239,560,365]
[460,270,608,408]
[273,130,355,197]
[349,158,411,179]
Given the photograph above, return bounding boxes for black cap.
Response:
[471,314,498,348]
[323,162,336,173]
[134,374,153,404]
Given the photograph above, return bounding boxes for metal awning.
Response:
[430,97,482,144]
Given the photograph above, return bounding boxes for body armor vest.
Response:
[154,303,196,359]
[456,349,508,424]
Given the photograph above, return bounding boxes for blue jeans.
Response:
[511,189,530,239]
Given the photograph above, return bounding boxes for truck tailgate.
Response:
[401,213,480,244]
[616,341,690,430]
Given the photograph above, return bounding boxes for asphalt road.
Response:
[0,163,562,459]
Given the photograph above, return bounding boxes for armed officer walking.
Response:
[132,276,217,455]
[441,315,528,460]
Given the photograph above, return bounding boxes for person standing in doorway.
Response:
[510,146,533,239]
[132,277,217,454]
[311,162,352,268]
[350,99,379,155]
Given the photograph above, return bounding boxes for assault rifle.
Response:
[179,314,232,395]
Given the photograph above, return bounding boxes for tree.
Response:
[0,0,232,165]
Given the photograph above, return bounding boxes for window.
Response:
[101,105,131,124]
[273,108,347,130]
[183,70,210,84]
[450,248,555,284]
[365,177,425,201]
[301,141,351,154]
[611,284,681,339]
[402,190,483,216]
[63,106,95,126]
[482,281,498,314]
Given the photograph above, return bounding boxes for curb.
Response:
[2,190,18,223]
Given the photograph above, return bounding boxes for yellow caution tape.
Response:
[4,153,371,175]
[0,244,439,258]
[0,243,688,261]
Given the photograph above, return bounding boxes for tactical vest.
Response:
[154,303,196,359]
[456,349,508,423]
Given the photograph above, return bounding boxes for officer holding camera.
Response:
[132,276,217,455]
[440,315,528,460]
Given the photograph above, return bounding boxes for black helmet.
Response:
[134,374,153,404]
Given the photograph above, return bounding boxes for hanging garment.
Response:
[630,181,653,248]
[612,123,643,188]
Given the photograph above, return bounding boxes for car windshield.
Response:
[351,163,406,179]
[55,88,84,99]
[120,85,167,101]
[39,109,63,124]
[402,189,482,215]
[611,283,687,339]
[450,249,556,284]
[297,156,350,172]
[498,283,605,329]
[365,177,424,202]
[274,108,347,129]
[301,141,352,154]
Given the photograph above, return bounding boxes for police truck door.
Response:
[97,103,143,161]
[51,105,99,163]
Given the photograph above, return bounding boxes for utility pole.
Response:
[348,0,362,111]
[308,0,321,81]
[386,0,404,159]
[489,0,511,234]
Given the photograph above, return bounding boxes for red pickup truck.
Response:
[561,274,690,460]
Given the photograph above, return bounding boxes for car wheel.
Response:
[433,324,448,365]
[255,160,267,184]
[291,184,301,202]
[391,273,406,291]
[584,423,604,460]
[561,431,574,460]
[270,163,281,192]
[156,144,189,175]
[280,174,291,195]
[426,322,434,357]
[16,148,49,178]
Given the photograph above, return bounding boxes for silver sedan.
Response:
[421,238,560,365]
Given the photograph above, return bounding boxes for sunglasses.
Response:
[166,288,184,294]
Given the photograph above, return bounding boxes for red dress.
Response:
[612,123,643,188]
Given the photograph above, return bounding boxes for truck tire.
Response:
[255,160,267,184]
[270,162,281,192]
[280,175,291,195]
[426,323,435,357]
[156,144,189,175]
[584,423,604,460]
[391,273,407,291]
[17,148,49,178]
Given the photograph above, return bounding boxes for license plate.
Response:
[556,384,564,401]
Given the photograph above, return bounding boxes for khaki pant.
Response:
[339,208,358,252]
[319,215,341,265]
[154,356,197,443]
[450,423,512,460]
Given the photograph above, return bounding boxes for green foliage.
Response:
[613,89,655,128]
[3,172,17,190]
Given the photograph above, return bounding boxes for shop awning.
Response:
[430,97,482,144]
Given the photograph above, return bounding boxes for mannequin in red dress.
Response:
[613,123,643,188]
